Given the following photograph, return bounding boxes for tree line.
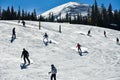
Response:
[0,6,37,20]
[89,0,120,30]
[39,0,120,30]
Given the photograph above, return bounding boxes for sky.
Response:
[0,0,120,15]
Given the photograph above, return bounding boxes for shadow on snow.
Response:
[10,37,16,43]
[20,63,30,69]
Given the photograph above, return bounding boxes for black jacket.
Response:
[12,28,15,35]
[21,50,29,58]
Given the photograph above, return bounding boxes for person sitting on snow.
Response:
[43,32,49,42]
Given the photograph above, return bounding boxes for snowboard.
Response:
[20,58,33,69]
[10,36,16,43]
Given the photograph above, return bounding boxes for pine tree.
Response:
[101,4,107,27]
[118,10,120,26]
[68,14,72,23]
[113,10,118,25]
[38,15,44,21]
[91,4,95,25]
[66,12,69,22]
[48,12,54,22]
[14,11,17,20]
[24,11,28,20]
[79,13,82,24]
[27,12,31,20]
[87,7,91,24]
[94,0,99,26]
[17,6,21,20]
[58,12,62,22]
[51,12,54,22]
[33,9,37,20]
[6,6,11,20]
[107,3,113,25]
[48,12,51,21]
[91,0,101,26]
[0,6,1,19]
[11,6,15,19]
[31,12,34,20]
[22,9,25,20]
[76,13,80,24]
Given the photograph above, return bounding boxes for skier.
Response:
[104,31,106,37]
[21,20,25,27]
[76,43,82,56]
[76,43,82,53]
[116,37,119,44]
[12,27,16,39]
[21,48,30,65]
[87,29,91,36]
[49,64,57,80]
[43,32,48,42]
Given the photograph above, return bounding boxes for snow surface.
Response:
[40,2,90,19]
[0,20,120,80]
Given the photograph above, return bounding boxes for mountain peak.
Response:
[64,1,81,6]
[40,2,91,20]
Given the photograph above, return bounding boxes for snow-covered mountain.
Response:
[39,2,91,20]
[0,20,120,80]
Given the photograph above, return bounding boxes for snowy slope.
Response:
[0,20,120,80]
[40,2,91,19]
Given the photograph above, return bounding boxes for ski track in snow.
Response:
[0,20,120,80]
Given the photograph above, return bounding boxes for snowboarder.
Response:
[76,43,82,53]
[116,37,119,44]
[87,29,91,36]
[12,27,16,39]
[21,20,25,27]
[49,64,57,80]
[104,31,107,37]
[43,32,48,42]
[21,48,30,65]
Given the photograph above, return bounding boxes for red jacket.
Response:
[77,43,81,49]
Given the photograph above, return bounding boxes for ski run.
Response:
[0,20,120,80]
